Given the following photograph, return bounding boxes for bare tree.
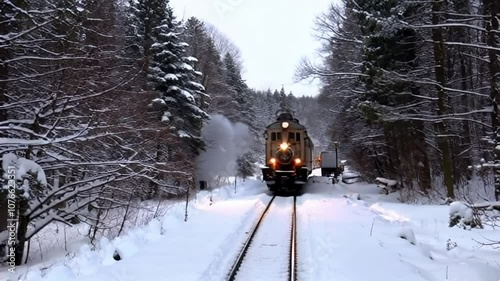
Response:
[204,23,244,72]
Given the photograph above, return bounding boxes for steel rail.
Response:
[226,195,297,281]
[289,196,297,281]
[227,195,276,281]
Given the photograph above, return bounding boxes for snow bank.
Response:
[449,201,473,221]
[449,201,482,229]
[398,227,417,245]
[3,179,269,281]
[297,179,500,281]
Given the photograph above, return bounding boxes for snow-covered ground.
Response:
[2,170,500,281]
[299,172,500,281]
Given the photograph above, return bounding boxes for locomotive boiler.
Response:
[261,112,315,193]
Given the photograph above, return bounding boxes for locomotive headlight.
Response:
[281,122,289,129]
[294,158,301,165]
[279,143,288,150]
[270,158,276,164]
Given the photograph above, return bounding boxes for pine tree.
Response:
[222,53,261,159]
[148,4,209,155]
[203,39,228,113]
[129,0,169,76]
[182,17,221,112]
[278,86,292,112]
[183,17,209,71]
[222,53,249,123]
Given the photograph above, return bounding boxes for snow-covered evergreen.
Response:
[148,8,210,153]
[128,0,170,73]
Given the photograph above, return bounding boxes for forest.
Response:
[299,0,500,202]
[1,0,499,266]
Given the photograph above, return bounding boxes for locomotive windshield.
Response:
[271,132,282,141]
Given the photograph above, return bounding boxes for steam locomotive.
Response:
[261,112,315,193]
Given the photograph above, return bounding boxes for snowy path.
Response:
[233,196,294,281]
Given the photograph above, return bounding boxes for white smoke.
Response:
[196,114,251,186]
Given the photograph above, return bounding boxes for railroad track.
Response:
[227,195,297,281]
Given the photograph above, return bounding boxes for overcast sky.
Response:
[170,0,333,97]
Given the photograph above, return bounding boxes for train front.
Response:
[261,113,313,192]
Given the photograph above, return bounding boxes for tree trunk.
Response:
[413,121,432,192]
[117,191,134,236]
[483,0,500,200]
[459,56,472,162]
[431,0,455,199]
[15,200,29,265]
[383,124,401,180]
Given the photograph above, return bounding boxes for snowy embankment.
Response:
[1,179,271,281]
[300,171,500,281]
[3,169,500,281]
